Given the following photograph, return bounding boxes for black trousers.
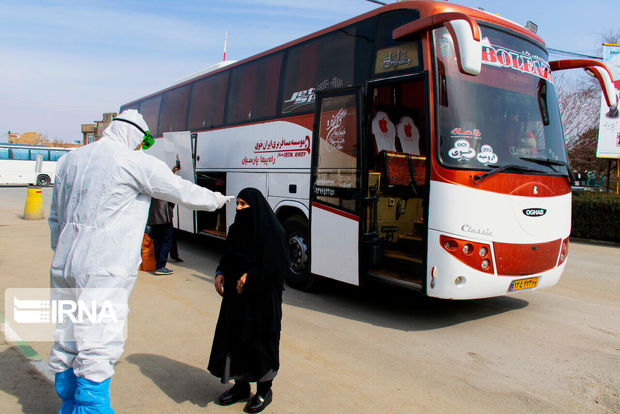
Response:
[170,229,179,259]
[150,223,173,269]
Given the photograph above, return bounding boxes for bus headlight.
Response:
[440,235,494,274]
[557,237,569,265]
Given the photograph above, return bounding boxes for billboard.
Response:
[596,44,620,158]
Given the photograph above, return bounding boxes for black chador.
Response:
[208,187,288,385]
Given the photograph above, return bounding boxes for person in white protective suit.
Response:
[48,109,233,413]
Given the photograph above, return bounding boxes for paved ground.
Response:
[0,186,619,413]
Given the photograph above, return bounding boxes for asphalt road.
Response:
[0,186,618,413]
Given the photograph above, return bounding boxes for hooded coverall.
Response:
[48,109,230,412]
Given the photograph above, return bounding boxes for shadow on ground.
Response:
[177,231,530,332]
[126,353,225,407]
[0,347,59,414]
[284,279,529,331]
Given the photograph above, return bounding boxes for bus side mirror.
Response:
[550,59,619,115]
[444,19,482,75]
[393,12,482,76]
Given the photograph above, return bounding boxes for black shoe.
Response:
[216,384,250,406]
[244,390,272,413]
[171,257,183,263]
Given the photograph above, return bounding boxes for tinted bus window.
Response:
[0,148,8,159]
[50,150,67,161]
[158,85,191,135]
[187,72,229,130]
[30,149,49,161]
[10,148,29,160]
[226,53,283,124]
[139,95,163,135]
[281,28,356,114]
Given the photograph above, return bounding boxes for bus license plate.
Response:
[508,276,540,292]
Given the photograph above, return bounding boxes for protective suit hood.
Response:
[101,109,149,150]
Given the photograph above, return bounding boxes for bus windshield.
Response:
[434,25,567,175]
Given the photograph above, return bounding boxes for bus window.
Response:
[49,150,67,161]
[30,149,49,161]
[372,10,422,77]
[434,25,566,173]
[158,84,191,135]
[0,148,8,159]
[10,148,29,160]
[281,29,356,114]
[139,95,163,136]
[226,53,283,124]
[315,93,359,212]
[187,71,229,130]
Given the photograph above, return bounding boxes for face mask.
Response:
[113,118,154,150]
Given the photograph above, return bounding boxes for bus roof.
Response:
[122,0,546,107]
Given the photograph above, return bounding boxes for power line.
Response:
[547,48,602,60]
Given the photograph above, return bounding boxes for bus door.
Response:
[363,76,429,289]
[310,89,363,286]
[162,131,195,233]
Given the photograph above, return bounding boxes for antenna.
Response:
[223,30,228,61]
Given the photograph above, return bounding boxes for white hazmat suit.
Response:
[48,110,230,391]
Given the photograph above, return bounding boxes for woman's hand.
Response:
[215,274,224,296]
[236,273,247,294]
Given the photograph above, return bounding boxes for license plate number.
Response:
[508,276,540,291]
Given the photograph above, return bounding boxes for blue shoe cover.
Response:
[55,369,77,413]
[74,377,115,414]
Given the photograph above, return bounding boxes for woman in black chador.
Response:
[208,187,288,413]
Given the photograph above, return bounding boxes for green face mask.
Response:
[113,118,154,150]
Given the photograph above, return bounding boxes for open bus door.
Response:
[310,89,363,286]
[162,131,196,233]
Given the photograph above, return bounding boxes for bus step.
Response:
[200,229,226,239]
[398,233,422,242]
[384,249,423,264]
[367,268,423,290]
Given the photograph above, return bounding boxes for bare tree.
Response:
[555,73,599,151]
[556,30,620,187]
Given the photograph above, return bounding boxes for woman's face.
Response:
[236,197,250,211]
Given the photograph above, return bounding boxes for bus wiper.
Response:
[473,164,537,184]
[519,157,575,184]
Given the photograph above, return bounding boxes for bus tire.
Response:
[36,175,50,186]
[283,215,316,291]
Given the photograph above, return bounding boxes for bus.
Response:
[0,144,73,186]
[120,1,618,299]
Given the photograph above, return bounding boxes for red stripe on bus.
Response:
[311,202,359,222]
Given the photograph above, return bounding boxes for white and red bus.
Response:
[120,1,617,299]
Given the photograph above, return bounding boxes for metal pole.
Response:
[223,31,228,62]
[606,159,611,193]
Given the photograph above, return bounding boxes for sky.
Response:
[1,0,618,143]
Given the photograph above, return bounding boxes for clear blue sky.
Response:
[1,0,618,142]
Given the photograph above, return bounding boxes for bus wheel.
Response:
[283,216,316,291]
[36,175,50,186]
